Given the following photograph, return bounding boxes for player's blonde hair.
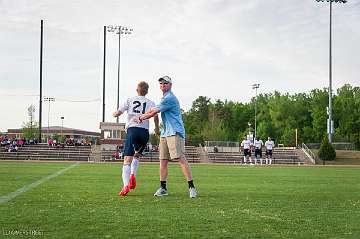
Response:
[137,81,149,96]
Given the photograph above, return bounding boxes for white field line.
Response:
[0,162,80,205]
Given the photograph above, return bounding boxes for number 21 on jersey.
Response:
[132,101,146,114]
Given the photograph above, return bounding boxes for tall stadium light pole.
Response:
[106,25,133,123]
[39,20,44,142]
[102,26,106,122]
[60,116,64,137]
[252,84,260,143]
[315,0,347,143]
[44,97,55,137]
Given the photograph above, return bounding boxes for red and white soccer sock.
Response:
[122,164,131,187]
[130,157,139,176]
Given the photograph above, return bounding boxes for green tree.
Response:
[318,136,336,163]
[182,84,358,148]
[183,96,211,143]
[21,105,39,139]
[309,89,328,141]
[333,84,360,146]
[22,121,40,139]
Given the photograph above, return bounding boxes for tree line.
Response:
[181,84,360,148]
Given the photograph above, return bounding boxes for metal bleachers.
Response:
[0,144,306,165]
[0,144,91,161]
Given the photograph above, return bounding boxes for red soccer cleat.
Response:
[118,185,130,197]
[129,174,136,189]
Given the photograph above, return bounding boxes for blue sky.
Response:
[1,0,359,132]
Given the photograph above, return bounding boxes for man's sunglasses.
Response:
[159,82,169,85]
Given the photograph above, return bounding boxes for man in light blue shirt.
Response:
[156,87,185,139]
[137,76,197,198]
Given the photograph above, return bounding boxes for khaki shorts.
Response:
[159,134,185,160]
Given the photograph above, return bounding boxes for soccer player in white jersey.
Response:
[265,137,275,165]
[241,136,252,164]
[113,81,160,196]
[254,137,264,165]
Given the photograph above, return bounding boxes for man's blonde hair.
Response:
[138,81,149,96]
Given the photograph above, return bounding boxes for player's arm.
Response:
[154,114,160,136]
[138,108,160,122]
[113,110,123,118]
[113,100,128,118]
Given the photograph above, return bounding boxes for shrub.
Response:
[318,136,336,161]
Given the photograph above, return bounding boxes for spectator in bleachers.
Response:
[152,145,159,152]
[7,144,18,152]
[75,139,81,146]
[265,137,275,165]
[0,136,9,146]
[112,151,120,160]
[16,139,24,147]
[48,138,53,147]
[66,138,74,146]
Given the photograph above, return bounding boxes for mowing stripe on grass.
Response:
[0,162,80,205]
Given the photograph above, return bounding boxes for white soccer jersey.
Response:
[118,96,155,130]
[241,139,252,149]
[265,140,274,150]
[254,140,263,149]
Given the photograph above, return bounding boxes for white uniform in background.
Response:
[265,138,275,165]
[254,139,264,165]
[241,138,253,164]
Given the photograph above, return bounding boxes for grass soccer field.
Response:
[0,162,359,239]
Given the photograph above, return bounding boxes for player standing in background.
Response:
[254,137,264,165]
[113,81,160,197]
[265,137,275,165]
[241,135,252,164]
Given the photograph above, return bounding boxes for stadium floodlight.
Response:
[44,97,55,137]
[252,84,260,143]
[316,0,346,2]
[107,25,133,123]
[315,0,347,143]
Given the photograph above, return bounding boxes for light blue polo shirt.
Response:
[155,90,185,139]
